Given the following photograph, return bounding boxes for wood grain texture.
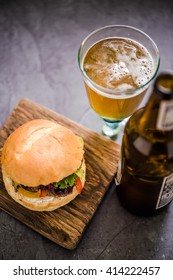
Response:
[0,99,120,249]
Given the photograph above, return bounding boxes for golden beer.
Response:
[84,82,146,120]
[82,38,154,120]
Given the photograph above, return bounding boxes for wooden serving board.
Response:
[0,99,120,250]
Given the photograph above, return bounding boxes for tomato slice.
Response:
[40,189,48,197]
[75,177,83,193]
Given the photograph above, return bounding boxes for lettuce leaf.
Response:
[54,173,77,189]
[53,163,84,190]
[75,166,85,181]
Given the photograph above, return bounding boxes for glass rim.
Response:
[78,24,160,98]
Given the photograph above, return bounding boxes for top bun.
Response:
[1,119,84,187]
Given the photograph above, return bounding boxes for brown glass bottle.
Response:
[116,73,173,215]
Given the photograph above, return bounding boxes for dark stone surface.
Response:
[0,0,173,260]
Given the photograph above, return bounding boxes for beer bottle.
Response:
[116,72,173,215]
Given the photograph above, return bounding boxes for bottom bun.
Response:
[2,161,86,211]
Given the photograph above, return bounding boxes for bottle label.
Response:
[156,100,173,131]
[156,173,173,209]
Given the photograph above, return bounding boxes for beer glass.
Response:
[78,25,160,139]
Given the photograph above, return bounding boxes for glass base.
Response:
[80,108,127,144]
[102,118,122,138]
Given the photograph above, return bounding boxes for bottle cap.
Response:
[154,73,173,99]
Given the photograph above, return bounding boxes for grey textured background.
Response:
[0,0,173,259]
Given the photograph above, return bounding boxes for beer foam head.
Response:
[83,38,154,92]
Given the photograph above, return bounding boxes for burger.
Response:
[1,119,86,211]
